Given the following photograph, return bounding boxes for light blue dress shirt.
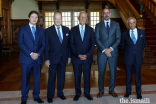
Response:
[79,24,85,35]
[129,28,138,40]
[54,24,63,40]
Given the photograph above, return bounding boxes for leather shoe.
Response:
[97,92,104,98]
[85,94,93,100]
[59,95,66,100]
[109,91,118,97]
[124,92,131,98]
[47,98,53,103]
[73,94,80,101]
[137,94,142,99]
[34,98,44,103]
[21,101,26,104]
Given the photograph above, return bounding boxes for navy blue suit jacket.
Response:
[70,25,95,64]
[121,29,146,65]
[44,25,71,64]
[17,24,45,64]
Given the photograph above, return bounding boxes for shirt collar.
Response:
[79,24,85,29]
[130,28,137,32]
[104,19,111,24]
[29,23,36,29]
[54,24,62,30]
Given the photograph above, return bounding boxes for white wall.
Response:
[11,0,38,19]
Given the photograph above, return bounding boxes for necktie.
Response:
[106,22,110,35]
[131,31,136,44]
[57,27,62,43]
[81,26,84,41]
[32,26,35,40]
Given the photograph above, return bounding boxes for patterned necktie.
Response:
[131,31,136,44]
[57,27,62,43]
[32,26,35,40]
[81,26,84,41]
[106,22,110,35]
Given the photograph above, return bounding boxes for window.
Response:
[45,12,54,29]
[73,12,80,26]
[90,12,100,29]
[62,12,71,29]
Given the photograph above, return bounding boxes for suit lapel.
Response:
[34,26,39,43]
[26,24,34,41]
[83,25,88,42]
[109,21,113,38]
[136,28,141,45]
[76,25,83,42]
[62,26,66,44]
[51,25,61,44]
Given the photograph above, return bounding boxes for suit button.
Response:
[134,52,135,53]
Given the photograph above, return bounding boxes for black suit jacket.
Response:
[44,25,71,64]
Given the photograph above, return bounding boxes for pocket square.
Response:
[140,35,143,37]
[66,33,69,36]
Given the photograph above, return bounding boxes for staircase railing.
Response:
[115,0,140,28]
[144,0,156,18]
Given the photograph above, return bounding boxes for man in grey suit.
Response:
[95,8,121,98]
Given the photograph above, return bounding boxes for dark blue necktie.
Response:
[32,26,35,40]
[106,22,109,35]
[57,27,62,43]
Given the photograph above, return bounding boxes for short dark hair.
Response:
[28,11,39,18]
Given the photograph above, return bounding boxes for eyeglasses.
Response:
[103,12,110,15]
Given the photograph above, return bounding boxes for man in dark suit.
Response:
[18,11,45,104]
[44,12,71,103]
[95,8,121,98]
[70,11,95,101]
[121,17,146,99]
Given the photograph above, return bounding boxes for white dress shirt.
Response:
[129,28,138,40]
[29,23,36,32]
[79,24,85,35]
[54,25,63,40]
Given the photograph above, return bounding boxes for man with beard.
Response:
[95,8,121,98]
[44,12,71,103]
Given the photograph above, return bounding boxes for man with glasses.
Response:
[121,17,146,99]
[95,8,121,98]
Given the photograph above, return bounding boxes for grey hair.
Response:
[53,12,62,18]
[127,17,136,24]
[78,11,87,18]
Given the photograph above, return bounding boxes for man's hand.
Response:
[106,53,112,57]
[45,60,50,67]
[104,48,112,55]
[68,58,71,65]
[31,53,39,60]
[78,54,87,60]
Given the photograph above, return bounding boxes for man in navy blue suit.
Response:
[70,11,95,101]
[44,12,71,103]
[121,17,146,99]
[18,11,45,104]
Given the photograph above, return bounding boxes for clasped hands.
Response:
[31,53,39,60]
[104,48,112,57]
[78,54,87,60]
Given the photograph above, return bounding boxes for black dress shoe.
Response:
[137,94,142,99]
[59,95,66,100]
[21,101,26,104]
[73,94,80,101]
[124,92,131,98]
[85,94,93,100]
[34,98,44,103]
[47,98,53,103]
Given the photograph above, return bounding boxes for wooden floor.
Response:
[0,51,156,91]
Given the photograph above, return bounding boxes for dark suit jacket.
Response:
[44,25,71,64]
[95,20,121,60]
[70,25,95,64]
[17,24,45,64]
[121,29,146,65]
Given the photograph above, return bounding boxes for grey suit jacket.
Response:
[95,20,121,58]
